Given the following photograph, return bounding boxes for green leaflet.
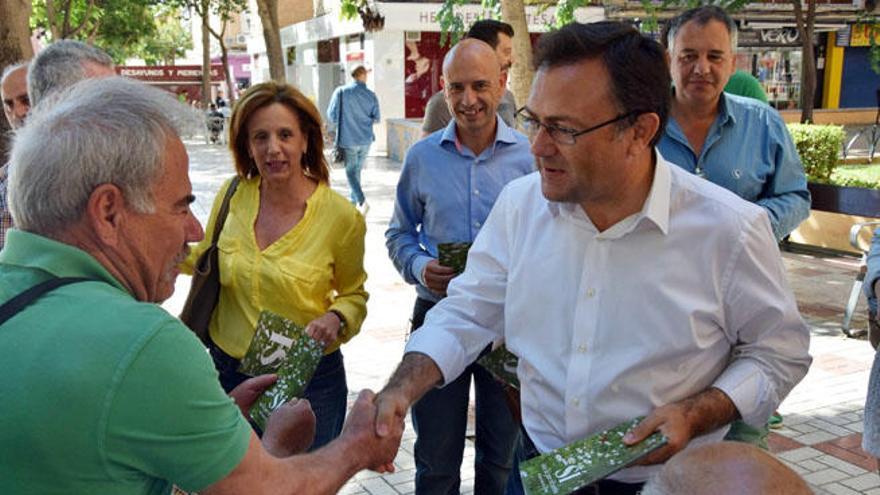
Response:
[477,345,520,390]
[239,310,324,430]
[437,242,471,275]
[519,417,667,494]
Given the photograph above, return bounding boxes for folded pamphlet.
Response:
[519,417,667,495]
[239,310,324,429]
[437,242,472,274]
[477,345,520,390]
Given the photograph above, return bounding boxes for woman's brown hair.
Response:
[228,81,330,183]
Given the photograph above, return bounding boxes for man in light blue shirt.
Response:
[385,39,533,494]
[657,6,810,242]
[327,65,380,213]
[657,5,810,449]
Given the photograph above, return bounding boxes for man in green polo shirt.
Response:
[0,76,402,494]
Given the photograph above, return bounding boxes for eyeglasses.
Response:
[515,107,643,145]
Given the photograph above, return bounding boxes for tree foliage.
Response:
[30,0,162,63]
[135,5,192,65]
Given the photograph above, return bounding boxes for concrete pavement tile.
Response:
[816,454,869,475]
[779,447,826,462]
[392,480,415,494]
[811,419,861,437]
[355,469,386,481]
[380,468,416,485]
[865,488,880,495]
[782,460,812,476]
[841,473,880,491]
[814,441,876,472]
[800,459,833,472]
[359,477,400,495]
[832,433,865,450]
[848,421,865,433]
[789,422,820,434]
[782,413,815,426]
[796,431,840,445]
[394,455,416,470]
[339,485,367,495]
[825,413,860,426]
[823,482,863,495]
[803,467,850,485]
[770,432,806,453]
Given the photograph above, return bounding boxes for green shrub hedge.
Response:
[787,123,845,183]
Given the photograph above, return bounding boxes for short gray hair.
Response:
[1,61,28,83]
[28,40,114,105]
[665,6,738,56]
[9,77,199,236]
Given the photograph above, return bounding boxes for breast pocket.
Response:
[274,258,329,314]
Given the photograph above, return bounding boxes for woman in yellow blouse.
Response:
[184,82,368,449]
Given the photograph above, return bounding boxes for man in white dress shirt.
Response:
[373,21,811,494]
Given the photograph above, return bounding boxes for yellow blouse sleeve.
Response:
[329,206,369,344]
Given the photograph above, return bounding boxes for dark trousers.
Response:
[209,342,348,450]
[410,297,520,495]
[506,430,645,495]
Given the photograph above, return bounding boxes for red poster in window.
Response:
[404,32,450,118]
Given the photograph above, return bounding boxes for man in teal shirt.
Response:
[0,76,402,494]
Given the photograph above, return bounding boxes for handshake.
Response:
[230,374,407,475]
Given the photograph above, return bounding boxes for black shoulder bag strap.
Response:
[0,277,94,326]
[210,175,241,248]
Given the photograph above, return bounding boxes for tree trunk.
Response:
[501,0,533,108]
[45,0,60,39]
[256,0,285,83]
[220,38,235,104]
[793,0,817,123]
[0,0,33,162]
[200,2,212,109]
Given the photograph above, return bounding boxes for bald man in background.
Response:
[641,441,812,495]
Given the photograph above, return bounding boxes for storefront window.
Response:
[736,48,802,110]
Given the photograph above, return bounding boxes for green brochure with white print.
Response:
[239,310,324,429]
[477,345,520,390]
[519,417,667,495]
[437,242,472,274]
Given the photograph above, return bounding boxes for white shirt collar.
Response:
[545,149,671,237]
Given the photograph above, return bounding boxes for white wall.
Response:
[370,30,406,153]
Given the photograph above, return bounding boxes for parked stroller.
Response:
[206,104,225,144]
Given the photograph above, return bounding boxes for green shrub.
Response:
[787,123,845,182]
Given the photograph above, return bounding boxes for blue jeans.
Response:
[342,145,369,205]
[210,343,347,451]
[410,298,520,495]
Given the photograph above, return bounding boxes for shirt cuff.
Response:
[712,359,776,428]
[405,324,466,387]
[411,255,433,288]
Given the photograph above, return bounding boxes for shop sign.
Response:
[759,28,800,45]
[738,28,814,47]
[850,23,880,47]
[117,65,225,83]
[382,3,604,33]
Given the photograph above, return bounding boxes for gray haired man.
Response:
[0,40,116,248]
[0,61,30,248]
[28,39,116,105]
[0,76,402,494]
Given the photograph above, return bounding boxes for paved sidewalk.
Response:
[171,142,880,494]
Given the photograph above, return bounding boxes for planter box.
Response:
[807,182,880,218]
[788,183,880,253]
